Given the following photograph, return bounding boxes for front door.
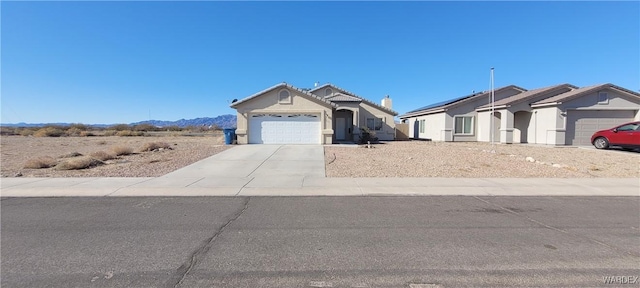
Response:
[336,118,346,140]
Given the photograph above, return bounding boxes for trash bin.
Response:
[223,128,236,145]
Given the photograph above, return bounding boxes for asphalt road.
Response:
[1,196,639,288]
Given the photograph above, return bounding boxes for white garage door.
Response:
[566,110,635,145]
[248,114,321,144]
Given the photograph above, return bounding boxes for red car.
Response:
[591,121,640,150]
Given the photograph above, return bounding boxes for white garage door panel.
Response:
[566,110,635,145]
[249,114,321,144]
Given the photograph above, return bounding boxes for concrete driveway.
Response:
[136,145,326,192]
[164,145,325,178]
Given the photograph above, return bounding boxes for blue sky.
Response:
[2,1,639,124]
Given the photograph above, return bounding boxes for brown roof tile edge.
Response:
[476,83,578,109]
[531,83,640,106]
[310,84,399,116]
[230,83,337,108]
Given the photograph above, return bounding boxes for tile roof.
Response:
[400,85,526,118]
[531,83,640,106]
[476,83,577,109]
[325,93,362,102]
[230,82,337,108]
[309,83,398,116]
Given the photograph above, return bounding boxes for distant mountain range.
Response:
[1,114,237,129]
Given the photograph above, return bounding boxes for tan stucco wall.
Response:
[356,101,396,141]
[530,107,563,145]
[560,89,640,112]
[233,88,334,144]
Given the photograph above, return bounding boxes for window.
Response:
[325,88,333,96]
[617,124,639,131]
[419,120,425,133]
[454,116,474,135]
[278,90,291,104]
[366,117,383,131]
[598,92,608,104]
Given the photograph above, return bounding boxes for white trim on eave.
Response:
[530,102,561,108]
[476,105,508,112]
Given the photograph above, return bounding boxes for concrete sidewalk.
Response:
[1,177,638,197]
[2,145,637,197]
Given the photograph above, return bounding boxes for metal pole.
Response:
[490,67,495,144]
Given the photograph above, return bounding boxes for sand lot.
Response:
[325,141,639,178]
[3,137,638,178]
[1,135,230,177]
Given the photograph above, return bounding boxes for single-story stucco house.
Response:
[230,82,398,144]
[400,83,640,146]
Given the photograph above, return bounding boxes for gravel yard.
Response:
[325,141,639,178]
[1,135,230,177]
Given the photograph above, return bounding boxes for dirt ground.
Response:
[325,141,639,178]
[1,135,230,177]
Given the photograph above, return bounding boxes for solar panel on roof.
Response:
[406,93,478,113]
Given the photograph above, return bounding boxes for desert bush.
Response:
[111,146,134,156]
[358,127,379,144]
[80,131,94,137]
[66,127,83,136]
[55,156,104,170]
[103,130,117,136]
[139,142,172,152]
[109,124,131,131]
[19,128,36,136]
[69,123,89,131]
[90,151,116,161]
[34,127,65,137]
[133,124,158,132]
[116,130,144,137]
[0,127,17,135]
[23,156,57,169]
[164,125,182,131]
[59,152,83,158]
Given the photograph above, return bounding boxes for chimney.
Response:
[381,95,392,109]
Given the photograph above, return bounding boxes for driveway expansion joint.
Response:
[166,197,251,288]
[104,178,156,197]
[246,145,283,178]
[184,177,206,187]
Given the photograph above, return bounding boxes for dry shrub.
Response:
[79,131,94,137]
[116,130,144,137]
[34,127,65,137]
[24,156,57,169]
[111,146,134,156]
[59,152,83,158]
[55,156,104,170]
[19,129,35,136]
[139,142,172,152]
[103,130,117,136]
[66,127,83,136]
[0,127,17,136]
[90,151,116,161]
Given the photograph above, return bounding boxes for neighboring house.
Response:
[528,83,640,145]
[399,85,526,142]
[400,83,640,146]
[475,83,578,144]
[230,82,397,144]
